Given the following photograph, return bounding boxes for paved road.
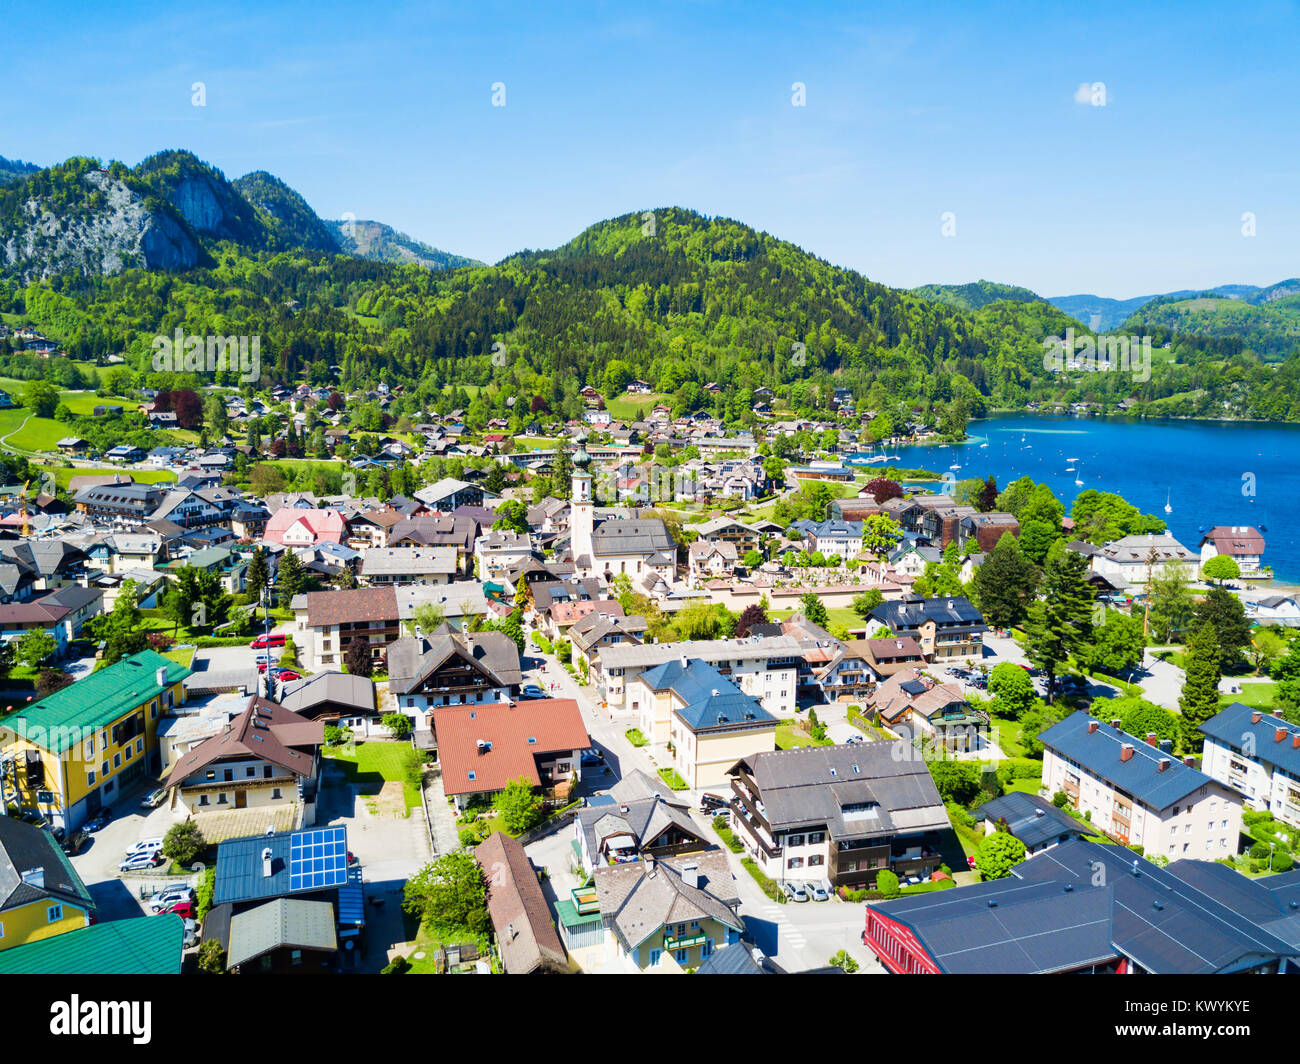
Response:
[1138,651,1186,710]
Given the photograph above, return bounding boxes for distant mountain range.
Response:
[912,278,1300,356]
[0,149,477,283]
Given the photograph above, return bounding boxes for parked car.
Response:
[844,734,866,745]
[277,669,302,682]
[782,881,810,903]
[519,683,546,699]
[126,836,165,858]
[119,852,164,873]
[149,888,194,913]
[140,787,167,809]
[181,918,199,949]
[61,829,89,857]
[249,633,287,650]
[700,792,730,812]
[808,880,831,902]
[157,899,195,919]
[580,748,605,767]
[84,807,112,833]
[255,654,277,672]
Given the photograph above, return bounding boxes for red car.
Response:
[158,900,195,919]
[249,633,287,650]
[278,669,302,682]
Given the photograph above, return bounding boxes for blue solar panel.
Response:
[288,826,348,893]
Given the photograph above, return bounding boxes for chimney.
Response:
[1110,718,1122,731]
[1252,711,1263,724]
[1158,757,1171,773]
[644,855,656,875]
[1183,756,1195,767]
[1145,732,1158,747]
[20,867,44,889]
[680,654,688,668]
[1159,739,1172,753]
[156,666,168,686]
[1087,720,1099,734]
[1274,708,1285,718]
[261,847,273,878]
[1292,734,1300,751]
[1035,808,1045,818]
[1276,728,1287,744]
[1120,743,1134,762]
[682,862,700,889]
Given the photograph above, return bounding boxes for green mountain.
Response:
[230,171,339,253]
[910,279,1043,312]
[1119,285,1300,358]
[324,218,480,271]
[1049,282,1297,333]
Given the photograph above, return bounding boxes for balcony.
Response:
[730,799,781,858]
[663,932,708,951]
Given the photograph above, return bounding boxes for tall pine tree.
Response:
[1179,622,1222,752]
[973,532,1038,630]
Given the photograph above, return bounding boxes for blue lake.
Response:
[867,413,1300,584]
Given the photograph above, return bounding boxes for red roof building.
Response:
[432,699,590,808]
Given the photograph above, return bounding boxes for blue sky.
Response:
[4,0,1298,295]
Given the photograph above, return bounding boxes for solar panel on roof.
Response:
[288,826,348,892]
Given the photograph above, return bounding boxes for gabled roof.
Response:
[226,897,338,969]
[593,850,742,952]
[1,650,189,754]
[164,696,323,787]
[0,817,94,914]
[0,915,182,975]
[1200,702,1300,776]
[474,832,567,974]
[388,625,522,695]
[972,791,1087,850]
[1038,711,1214,810]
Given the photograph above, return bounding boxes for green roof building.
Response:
[0,650,191,832]
[0,914,183,974]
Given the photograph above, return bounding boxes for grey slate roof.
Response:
[730,742,948,841]
[972,792,1087,850]
[590,518,675,557]
[592,850,742,953]
[1200,702,1300,776]
[0,818,94,915]
[226,897,337,969]
[1038,711,1214,811]
[387,624,522,695]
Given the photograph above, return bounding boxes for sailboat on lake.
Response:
[1164,490,1172,515]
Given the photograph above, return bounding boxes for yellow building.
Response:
[0,650,190,832]
[0,816,94,952]
[635,658,777,791]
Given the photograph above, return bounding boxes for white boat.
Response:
[1164,490,1172,514]
[1066,457,1079,462]
[1065,467,1075,472]
[979,442,988,448]
[1075,477,1084,486]
[949,464,961,471]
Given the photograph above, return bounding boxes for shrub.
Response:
[1052,790,1071,809]
[381,955,411,974]
[323,725,343,745]
[162,821,205,867]
[1250,841,1271,859]
[458,828,480,848]
[876,869,900,898]
[195,867,216,921]
[382,712,413,740]
[741,857,785,903]
[1272,850,1295,873]
[198,938,226,974]
[625,728,648,747]
[713,816,744,854]
[829,949,860,973]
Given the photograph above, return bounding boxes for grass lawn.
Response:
[405,917,494,974]
[0,408,69,454]
[511,437,561,450]
[160,645,196,670]
[47,466,177,489]
[657,767,689,790]
[1223,682,1276,710]
[776,724,833,750]
[606,391,664,420]
[324,742,422,813]
[986,709,1028,758]
[770,605,865,633]
[1003,777,1041,795]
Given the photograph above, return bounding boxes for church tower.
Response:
[570,431,595,573]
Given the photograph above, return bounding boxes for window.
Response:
[205,770,216,781]
[264,766,273,779]
[113,753,121,769]
[808,832,825,845]
[47,904,62,923]
[246,767,256,777]
[136,738,143,754]
[675,949,688,964]
[0,923,4,939]
[102,760,109,776]
[649,948,663,966]
[199,794,209,806]
[87,771,95,786]
[224,769,233,782]
[150,701,158,720]
[218,793,228,804]
[84,737,94,758]
[291,950,303,966]
[272,788,282,800]
[788,834,806,847]
[809,855,825,867]
[788,857,805,869]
